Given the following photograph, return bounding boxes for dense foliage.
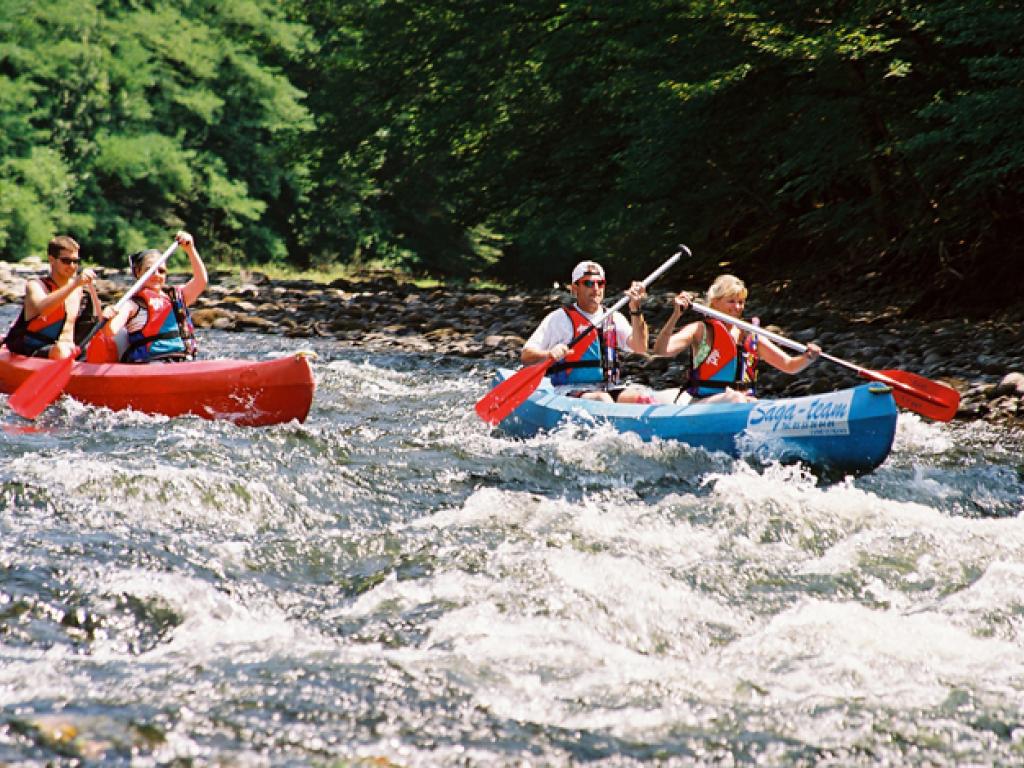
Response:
[1,1,1021,306]
[0,0,310,268]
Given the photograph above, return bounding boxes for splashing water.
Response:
[2,312,1024,765]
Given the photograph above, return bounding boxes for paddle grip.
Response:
[691,301,875,379]
[114,241,180,313]
[591,246,688,329]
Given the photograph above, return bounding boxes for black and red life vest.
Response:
[2,277,79,356]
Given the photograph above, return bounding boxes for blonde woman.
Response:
[652,274,821,404]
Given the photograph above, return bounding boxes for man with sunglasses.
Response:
[522,260,652,403]
[1,235,102,359]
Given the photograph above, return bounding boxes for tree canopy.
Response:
[1,1,1020,311]
[0,0,310,268]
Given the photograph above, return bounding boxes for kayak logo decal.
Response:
[746,390,853,436]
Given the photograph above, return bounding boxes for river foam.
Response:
[2,325,1023,764]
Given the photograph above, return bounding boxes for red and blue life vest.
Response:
[686,318,758,397]
[548,305,618,386]
[122,286,198,363]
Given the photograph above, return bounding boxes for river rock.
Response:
[976,354,1005,375]
[993,372,1024,397]
[190,308,232,328]
[234,314,276,330]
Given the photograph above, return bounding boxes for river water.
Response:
[2,309,1024,766]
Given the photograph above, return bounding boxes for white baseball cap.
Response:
[571,261,605,283]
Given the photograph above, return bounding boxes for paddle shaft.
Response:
[573,247,687,337]
[75,241,179,356]
[687,300,946,406]
[689,300,865,374]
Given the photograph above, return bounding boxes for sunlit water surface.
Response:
[2,307,1023,766]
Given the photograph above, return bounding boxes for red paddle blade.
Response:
[476,319,602,425]
[475,361,551,425]
[860,368,960,422]
[7,357,75,420]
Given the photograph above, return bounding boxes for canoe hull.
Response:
[494,370,898,474]
[1,350,315,427]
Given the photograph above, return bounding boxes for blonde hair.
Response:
[707,274,747,303]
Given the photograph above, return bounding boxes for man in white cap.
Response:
[521,260,652,403]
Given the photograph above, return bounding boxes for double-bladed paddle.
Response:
[688,300,961,421]
[7,241,180,420]
[475,247,687,425]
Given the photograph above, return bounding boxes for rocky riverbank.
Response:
[2,258,1022,426]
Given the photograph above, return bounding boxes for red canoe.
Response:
[0,349,315,427]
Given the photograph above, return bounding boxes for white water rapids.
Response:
[1,313,1023,765]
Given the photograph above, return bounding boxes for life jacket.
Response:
[2,277,71,356]
[548,305,618,386]
[685,318,758,398]
[73,296,126,363]
[83,323,123,364]
[122,286,198,363]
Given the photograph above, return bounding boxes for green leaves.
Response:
[93,133,193,194]
[1,0,1020,298]
[0,0,310,266]
[0,148,75,256]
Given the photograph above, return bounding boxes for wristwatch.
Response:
[628,308,644,318]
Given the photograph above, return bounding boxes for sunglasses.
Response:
[577,278,605,288]
[54,256,81,266]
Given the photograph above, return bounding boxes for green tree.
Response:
[4,0,1021,309]
[297,0,1023,304]
[0,0,312,266]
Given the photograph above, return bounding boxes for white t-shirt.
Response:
[524,304,635,353]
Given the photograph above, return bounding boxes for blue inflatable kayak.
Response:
[492,369,899,473]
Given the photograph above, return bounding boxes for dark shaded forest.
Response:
[2,1,1021,315]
